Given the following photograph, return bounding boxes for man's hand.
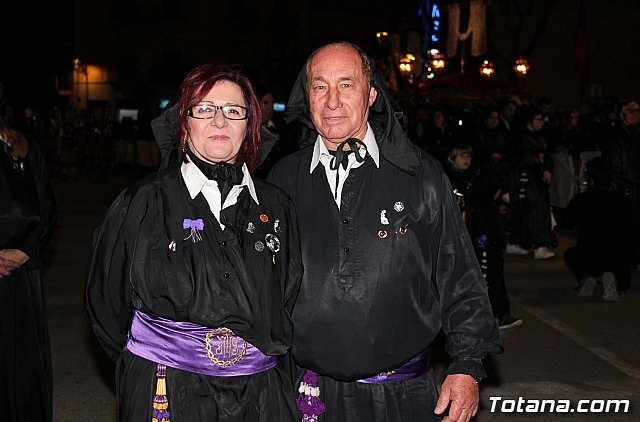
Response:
[434,374,479,422]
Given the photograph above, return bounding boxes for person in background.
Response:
[445,143,523,330]
[497,98,519,135]
[563,157,633,301]
[254,90,293,178]
[424,106,457,166]
[0,81,58,422]
[603,100,640,267]
[85,64,302,422]
[444,143,475,229]
[471,107,513,173]
[505,106,556,260]
[268,41,502,422]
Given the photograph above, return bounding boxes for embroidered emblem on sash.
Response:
[205,328,247,367]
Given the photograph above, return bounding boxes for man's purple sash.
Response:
[357,349,431,384]
[125,310,276,376]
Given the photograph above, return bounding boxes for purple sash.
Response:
[357,349,431,384]
[125,310,276,376]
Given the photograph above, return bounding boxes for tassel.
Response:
[296,370,326,422]
[151,364,171,422]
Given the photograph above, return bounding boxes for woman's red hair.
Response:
[170,63,262,172]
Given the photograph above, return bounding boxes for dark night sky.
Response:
[0,0,74,108]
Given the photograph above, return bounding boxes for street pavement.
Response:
[43,170,640,422]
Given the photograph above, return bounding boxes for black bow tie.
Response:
[327,138,369,201]
[187,150,244,202]
[329,138,368,170]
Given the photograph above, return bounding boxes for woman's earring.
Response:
[181,139,188,153]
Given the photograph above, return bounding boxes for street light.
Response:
[427,49,446,73]
[398,53,416,84]
[480,60,495,78]
[73,58,89,109]
[513,57,530,78]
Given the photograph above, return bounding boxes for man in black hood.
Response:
[267,41,502,422]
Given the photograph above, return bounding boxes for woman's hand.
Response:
[0,249,30,278]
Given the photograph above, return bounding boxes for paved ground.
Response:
[43,170,640,421]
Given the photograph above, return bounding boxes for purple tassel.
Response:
[297,370,326,422]
[152,364,170,422]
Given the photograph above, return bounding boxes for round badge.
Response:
[254,241,265,251]
[394,202,404,212]
[398,224,408,234]
[378,230,388,239]
[260,214,269,223]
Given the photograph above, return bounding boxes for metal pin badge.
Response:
[168,240,177,251]
[273,218,281,233]
[378,230,388,239]
[260,214,269,223]
[398,224,409,234]
[246,222,255,233]
[265,233,281,253]
[394,201,404,212]
[254,241,265,251]
[380,210,389,225]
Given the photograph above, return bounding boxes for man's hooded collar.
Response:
[283,57,422,176]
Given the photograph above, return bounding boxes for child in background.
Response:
[446,143,523,329]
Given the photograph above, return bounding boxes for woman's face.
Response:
[187,80,247,164]
[529,115,545,132]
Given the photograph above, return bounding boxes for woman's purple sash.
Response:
[357,349,431,384]
[125,310,276,376]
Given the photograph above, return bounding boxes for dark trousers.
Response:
[563,246,632,291]
[476,244,511,318]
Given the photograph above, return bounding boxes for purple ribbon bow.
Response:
[183,218,204,230]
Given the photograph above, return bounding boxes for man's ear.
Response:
[368,86,378,107]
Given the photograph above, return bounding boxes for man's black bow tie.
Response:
[329,138,368,170]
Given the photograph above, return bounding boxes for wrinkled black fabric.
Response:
[151,109,181,170]
[85,167,302,421]
[296,367,441,422]
[117,352,298,422]
[0,139,57,422]
[268,149,503,382]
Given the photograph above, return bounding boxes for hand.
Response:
[542,170,553,184]
[434,374,479,422]
[0,249,29,278]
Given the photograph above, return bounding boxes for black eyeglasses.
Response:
[188,102,248,120]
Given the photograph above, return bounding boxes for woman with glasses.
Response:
[85,63,302,422]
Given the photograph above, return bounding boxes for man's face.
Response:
[260,93,274,125]
[307,44,377,150]
[621,101,640,126]
[485,111,500,129]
